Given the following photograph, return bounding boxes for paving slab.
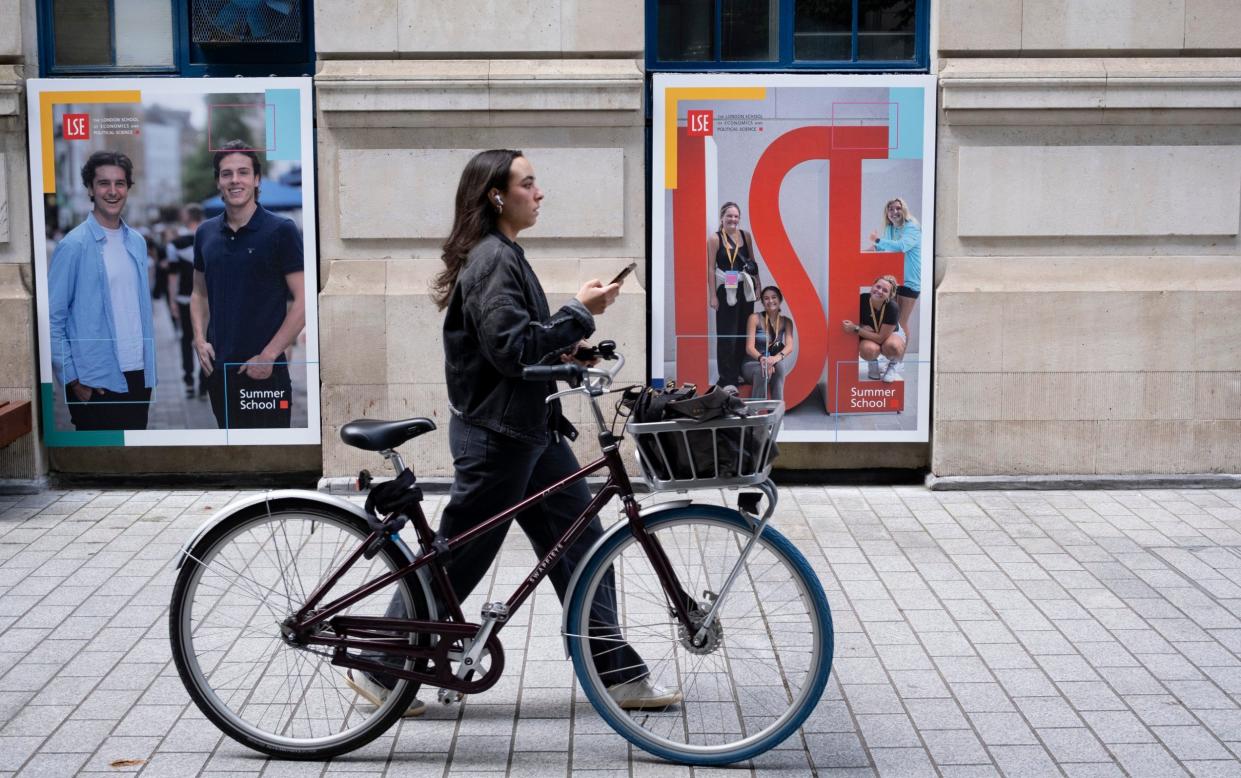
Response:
[1,486,1240,775]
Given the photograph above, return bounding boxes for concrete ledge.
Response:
[940,58,1241,124]
[318,474,623,495]
[0,473,46,493]
[316,59,643,117]
[0,476,46,495]
[0,66,21,118]
[927,473,1241,490]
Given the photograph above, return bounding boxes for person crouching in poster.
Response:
[191,140,305,430]
[48,151,156,431]
[707,202,759,387]
[842,275,905,384]
[741,285,795,401]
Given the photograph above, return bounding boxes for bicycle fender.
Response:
[175,489,405,570]
[559,498,691,657]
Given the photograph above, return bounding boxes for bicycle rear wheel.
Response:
[565,505,832,765]
[169,502,433,759]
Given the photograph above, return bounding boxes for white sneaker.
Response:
[866,360,881,380]
[345,669,426,717]
[607,676,683,710]
[882,361,900,383]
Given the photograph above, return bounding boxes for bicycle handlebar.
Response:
[522,347,627,420]
[522,364,587,381]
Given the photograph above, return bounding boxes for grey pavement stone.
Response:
[921,728,990,766]
[1036,726,1112,763]
[2,486,1241,775]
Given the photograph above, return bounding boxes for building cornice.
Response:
[940,58,1241,124]
[0,66,22,117]
[315,59,644,121]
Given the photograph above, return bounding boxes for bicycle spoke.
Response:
[567,511,831,763]
[173,508,429,756]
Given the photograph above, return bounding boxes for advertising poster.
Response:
[652,73,935,443]
[27,77,319,446]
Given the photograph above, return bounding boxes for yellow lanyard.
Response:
[868,300,886,331]
[721,231,741,270]
[765,312,780,345]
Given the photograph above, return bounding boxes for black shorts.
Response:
[896,285,920,299]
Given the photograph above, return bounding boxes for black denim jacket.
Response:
[443,232,594,444]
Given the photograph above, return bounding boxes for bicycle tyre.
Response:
[565,505,833,765]
[169,502,432,759]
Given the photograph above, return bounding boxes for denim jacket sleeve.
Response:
[47,235,82,387]
[465,247,595,378]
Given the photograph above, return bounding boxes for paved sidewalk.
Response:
[2,486,1240,776]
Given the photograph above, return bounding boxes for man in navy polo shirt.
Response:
[191,140,305,429]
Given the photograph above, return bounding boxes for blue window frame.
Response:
[647,0,929,72]
[38,0,314,78]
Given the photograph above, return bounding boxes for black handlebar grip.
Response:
[522,364,586,381]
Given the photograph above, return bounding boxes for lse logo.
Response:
[687,110,713,137]
[63,114,90,140]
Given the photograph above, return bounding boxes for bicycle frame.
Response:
[284,435,701,693]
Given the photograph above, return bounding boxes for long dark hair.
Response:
[432,149,523,310]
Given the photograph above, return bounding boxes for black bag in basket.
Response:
[625,385,768,480]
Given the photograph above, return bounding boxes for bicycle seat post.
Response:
[380,448,405,475]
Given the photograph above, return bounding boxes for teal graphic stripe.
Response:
[40,383,125,447]
[889,88,923,160]
[265,89,301,161]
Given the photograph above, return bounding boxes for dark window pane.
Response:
[52,0,174,70]
[858,0,916,60]
[722,0,777,61]
[53,0,112,67]
[794,0,852,61]
[658,0,715,62]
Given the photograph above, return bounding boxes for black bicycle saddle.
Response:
[339,417,437,451]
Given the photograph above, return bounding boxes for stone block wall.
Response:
[0,0,42,481]
[312,6,647,475]
[933,0,1241,475]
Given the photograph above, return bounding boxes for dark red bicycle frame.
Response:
[288,439,698,692]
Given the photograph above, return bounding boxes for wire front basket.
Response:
[625,400,784,491]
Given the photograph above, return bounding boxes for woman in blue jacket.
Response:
[868,197,922,336]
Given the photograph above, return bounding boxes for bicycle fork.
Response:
[637,481,778,646]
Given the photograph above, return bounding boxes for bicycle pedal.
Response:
[437,688,462,705]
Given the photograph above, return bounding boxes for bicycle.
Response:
[169,344,834,766]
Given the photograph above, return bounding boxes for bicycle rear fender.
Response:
[174,490,415,570]
[559,498,692,657]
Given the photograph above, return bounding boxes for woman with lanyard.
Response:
[867,197,922,336]
[706,202,758,387]
[841,274,905,383]
[741,285,795,400]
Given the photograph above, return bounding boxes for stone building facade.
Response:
[0,1,1239,483]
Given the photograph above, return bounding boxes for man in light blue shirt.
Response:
[48,150,156,430]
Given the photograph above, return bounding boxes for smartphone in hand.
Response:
[610,262,637,286]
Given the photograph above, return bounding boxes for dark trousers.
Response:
[371,416,648,690]
[207,365,292,429]
[715,288,751,387]
[175,303,197,388]
[66,369,151,431]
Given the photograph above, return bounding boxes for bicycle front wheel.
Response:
[169,502,432,759]
[565,505,833,765]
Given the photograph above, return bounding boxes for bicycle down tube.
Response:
[292,442,701,645]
